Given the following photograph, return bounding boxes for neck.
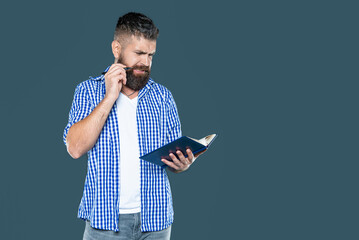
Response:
[121,86,138,99]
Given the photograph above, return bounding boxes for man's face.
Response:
[117,35,157,91]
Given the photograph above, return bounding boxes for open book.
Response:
[140,134,217,167]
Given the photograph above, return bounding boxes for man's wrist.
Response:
[104,94,118,104]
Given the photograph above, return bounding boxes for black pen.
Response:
[102,67,132,75]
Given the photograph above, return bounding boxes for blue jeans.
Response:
[83,213,172,240]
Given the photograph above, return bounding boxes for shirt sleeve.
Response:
[166,91,182,143]
[63,83,92,146]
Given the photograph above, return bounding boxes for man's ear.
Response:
[111,40,121,61]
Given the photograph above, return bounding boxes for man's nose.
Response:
[140,55,151,66]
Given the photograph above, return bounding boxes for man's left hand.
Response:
[161,148,207,173]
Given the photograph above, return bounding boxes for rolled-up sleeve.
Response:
[63,83,92,146]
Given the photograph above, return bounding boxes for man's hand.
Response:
[66,64,128,159]
[104,63,128,101]
[161,148,207,173]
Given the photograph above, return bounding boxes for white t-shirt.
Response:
[116,93,141,214]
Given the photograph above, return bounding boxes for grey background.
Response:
[0,0,358,239]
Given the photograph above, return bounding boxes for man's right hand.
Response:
[104,63,128,101]
[66,64,129,159]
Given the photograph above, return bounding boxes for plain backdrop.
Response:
[0,0,358,239]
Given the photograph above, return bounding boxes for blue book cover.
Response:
[140,134,217,167]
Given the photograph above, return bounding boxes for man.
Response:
[63,12,203,239]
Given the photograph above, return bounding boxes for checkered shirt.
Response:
[63,66,181,232]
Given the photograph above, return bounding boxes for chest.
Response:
[89,84,168,155]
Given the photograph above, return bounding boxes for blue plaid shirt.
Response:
[63,66,181,232]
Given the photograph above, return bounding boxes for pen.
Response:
[102,67,132,75]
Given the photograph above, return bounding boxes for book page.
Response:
[187,136,204,145]
[198,134,217,146]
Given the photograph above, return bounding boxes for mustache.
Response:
[128,65,150,73]
[116,57,150,73]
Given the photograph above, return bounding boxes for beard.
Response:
[117,56,150,91]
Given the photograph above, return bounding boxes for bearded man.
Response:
[63,12,202,240]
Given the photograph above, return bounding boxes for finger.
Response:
[106,63,126,73]
[161,158,179,170]
[106,68,126,82]
[107,65,126,76]
[107,68,125,78]
[169,153,183,168]
[105,63,124,75]
[186,149,195,164]
[105,74,124,86]
[176,150,189,165]
[106,64,117,73]
[105,70,119,80]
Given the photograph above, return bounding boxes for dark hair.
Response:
[114,12,159,43]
